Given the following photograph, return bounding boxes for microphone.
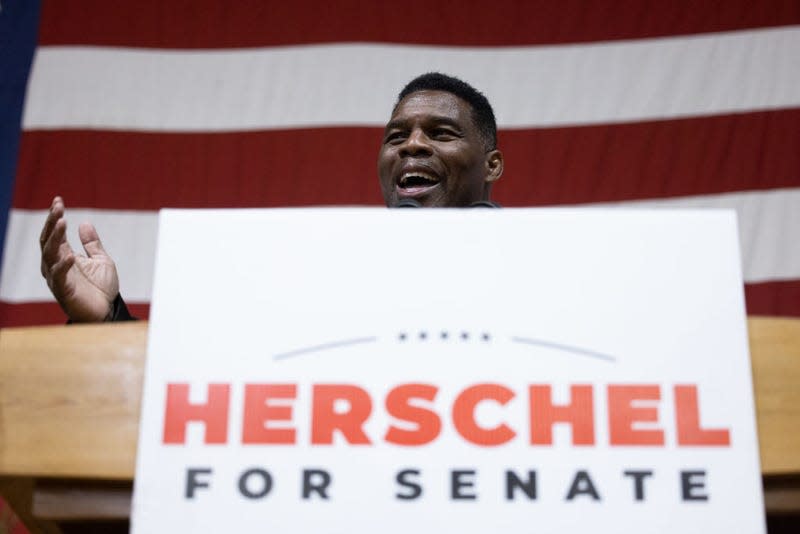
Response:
[392,199,500,208]
[468,200,501,208]
[394,199,422,208]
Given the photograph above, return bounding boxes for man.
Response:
[39,72,504,322]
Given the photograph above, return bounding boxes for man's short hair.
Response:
[396,72,497,150]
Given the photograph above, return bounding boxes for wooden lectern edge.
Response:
[0,317,798,481]
[0,322,147,480]
[747,316,800,477]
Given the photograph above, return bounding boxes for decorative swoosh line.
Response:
[273,337,377,360]
[510,336,616,363]
[273,335,615,363]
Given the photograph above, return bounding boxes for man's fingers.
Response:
[39,196,65,250]
[78,222,110,258]
[40,217,66,276]
[41,218,74,271]
[47,254,76,290]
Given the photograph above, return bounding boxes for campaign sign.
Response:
[132,208,765,533]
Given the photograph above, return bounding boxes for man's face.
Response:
[377,90,502,207]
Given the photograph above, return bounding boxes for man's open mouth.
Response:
[397,172,440,196]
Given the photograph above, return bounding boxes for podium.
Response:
[1,318,799,531]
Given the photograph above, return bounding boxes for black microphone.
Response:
[393,199,499,208]
[468,200,501,208]
[394,199,422,208]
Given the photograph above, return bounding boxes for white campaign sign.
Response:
[132,208,765,533]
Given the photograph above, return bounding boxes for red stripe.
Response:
[14,110,800,210]
[1,280,797,328]
[38,0,800,48]
[744,280,800,317]
[0,302,150,328]
[14,128,385,210]
[495,109,800,207]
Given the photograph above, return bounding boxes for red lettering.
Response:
[529,385,594,445]
[311,384,372,445]
[675,385,731,446]
[608,385,664,446]
[159,381,729,448]
[452,384,516,446]
[242,384,297,444]
[384,384,442,446]
[163,383,230,444]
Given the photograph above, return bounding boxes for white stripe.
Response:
[0,211,158,303]
[2,189,798,303]
[23,26,800,132]
[584,188,800,284]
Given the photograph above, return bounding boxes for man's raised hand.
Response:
[39,196,120,322]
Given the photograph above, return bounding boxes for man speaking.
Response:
[39,73,504,322]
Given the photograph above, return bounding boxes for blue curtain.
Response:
[0,0,40,269]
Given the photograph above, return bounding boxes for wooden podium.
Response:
[1,318,799,531]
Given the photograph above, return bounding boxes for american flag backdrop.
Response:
[0,0,798,327]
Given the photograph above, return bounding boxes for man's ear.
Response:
[484,149,504,184]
